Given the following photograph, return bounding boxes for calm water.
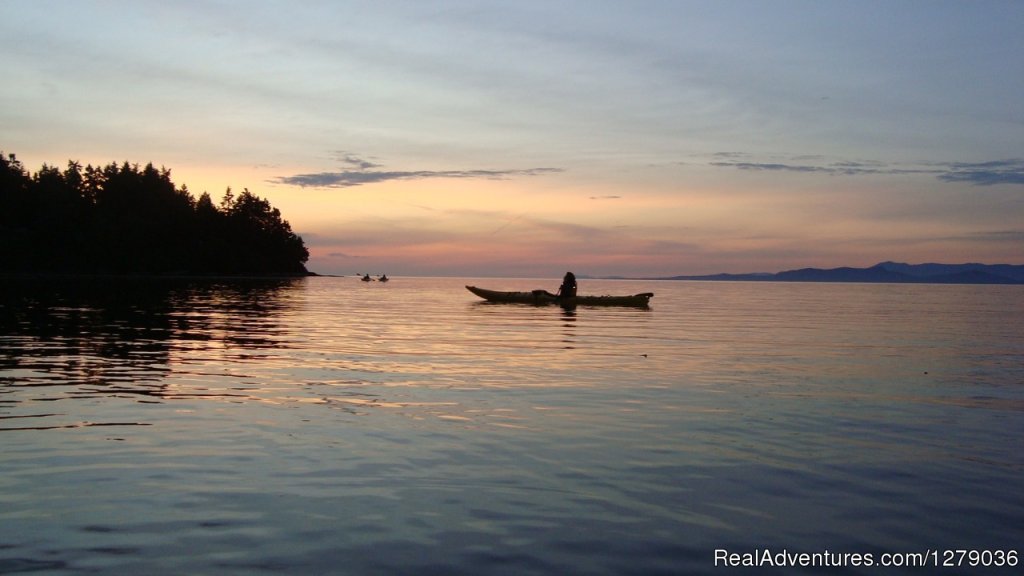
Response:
[1,277,1022,575]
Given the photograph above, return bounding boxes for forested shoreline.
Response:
[0,152,309,276]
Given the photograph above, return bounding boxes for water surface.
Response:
[2,277,1022,574]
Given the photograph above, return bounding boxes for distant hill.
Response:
[663,262,1024,284]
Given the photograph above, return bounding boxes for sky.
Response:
[2,0,1022,278]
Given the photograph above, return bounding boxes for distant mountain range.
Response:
[661,262,1024,284]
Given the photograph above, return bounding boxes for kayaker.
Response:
[556,271,577,299]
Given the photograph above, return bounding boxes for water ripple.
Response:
[2,277,1022,574]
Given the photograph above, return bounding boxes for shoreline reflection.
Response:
[1,278,304,428]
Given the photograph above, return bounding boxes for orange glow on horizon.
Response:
[10,150,1019,278]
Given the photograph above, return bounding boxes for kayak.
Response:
[466,285,653,307]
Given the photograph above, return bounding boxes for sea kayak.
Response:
[466,285,653,307]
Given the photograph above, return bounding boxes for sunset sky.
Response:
[3,1,1022,277]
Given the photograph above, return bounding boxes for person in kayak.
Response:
[556,271,577,299]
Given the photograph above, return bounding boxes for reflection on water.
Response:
[1,278,303,429]
[1,277,1023,575]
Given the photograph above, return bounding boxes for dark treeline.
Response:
[0,152,309,275]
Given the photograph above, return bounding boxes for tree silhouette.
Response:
[0,152,309,275]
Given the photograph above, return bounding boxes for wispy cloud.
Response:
[961,229,1024,243]
[332,151,382,171]
[937,160,1024,186]
[325,251,366,259]
[709,159,934,177]
[710,161,840,174]
[709,155,1024,186]
[274,154,562,188]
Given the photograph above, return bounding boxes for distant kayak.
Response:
[466,285,653,307]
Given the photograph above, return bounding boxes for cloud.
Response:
[961,229,1024,243]
[589,195,622,200]
[274,155,563,188]
[332,151,381,171]
[710,161,837,174]
[936,159,1024,186]
[708,159,926,176]
[711,151,749,159]
[709,155,1024,186]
